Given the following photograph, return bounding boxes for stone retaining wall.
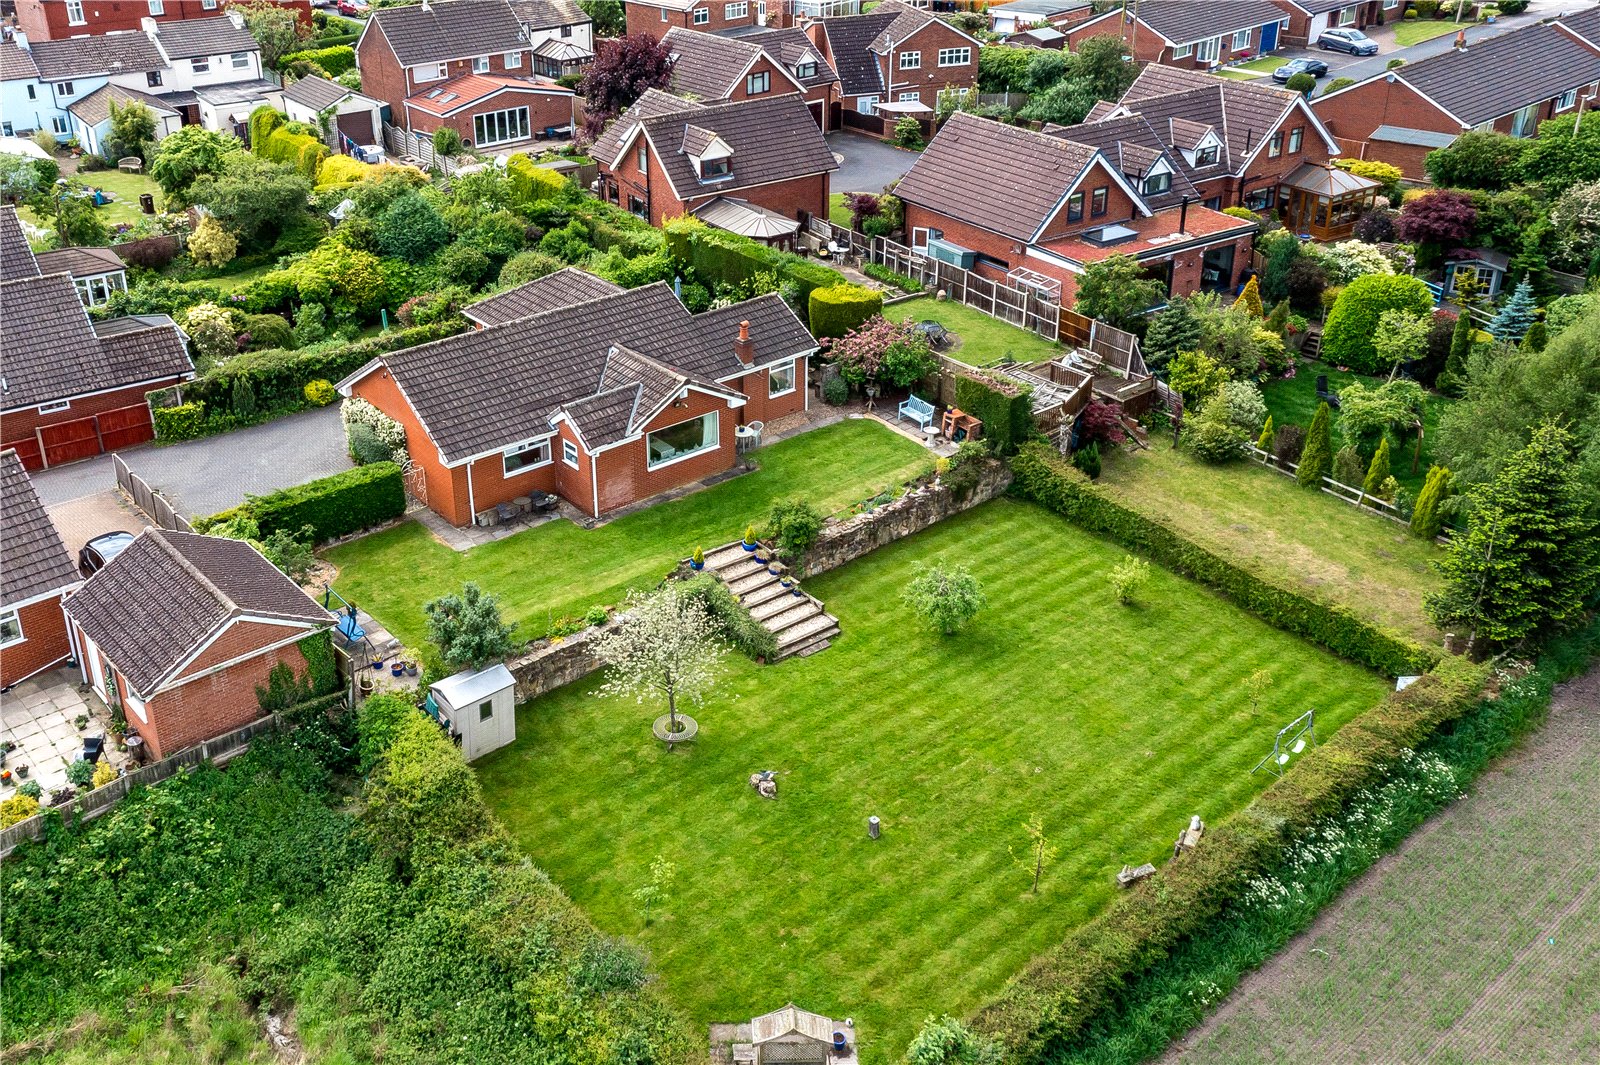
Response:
[506,617,622,704]
[798,458,1012,578]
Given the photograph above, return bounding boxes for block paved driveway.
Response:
[29,405,350,518]
[827,131,922,194]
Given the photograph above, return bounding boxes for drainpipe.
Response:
[465,459,477,526]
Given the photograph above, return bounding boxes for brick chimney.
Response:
[733,320,754,366]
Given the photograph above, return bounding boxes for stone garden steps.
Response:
[697,538,839,661]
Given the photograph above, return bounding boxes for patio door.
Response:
[1201,244,1235,293]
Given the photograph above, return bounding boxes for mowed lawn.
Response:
[884,296,1062,367]
[1260,360,1455,494]
[327,419,932,650]
[476,499,1389,1062]
[1095,441,1444,645]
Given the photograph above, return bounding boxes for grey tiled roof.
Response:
[464,267,623,326]
[0,206,41,281]
[65,529,333,696]
[592,88,695,164]
[358,284,815,462]
[0,38,40,82]
[0,449,78,606]
[1118,64,1302,175]
[1395,22,1600,128]
[150,16,259,60]
[562,385,641,448]
[1370,124,1457,149]
[895,111,1098,242]
[0,272,193,412]
[507,0,589,30]
[666,27,765,101]
[1131,1,1288,46]
[819,10,896,96]
[740,27,839,90]
[1044,113,1201,208]
[1559,7,1600,48]
[369,0,528,67]
[34,245,126,279]
[66,83,179,127]
[282,73,356,113]
[635,93,837,201]
[29,31,166,80]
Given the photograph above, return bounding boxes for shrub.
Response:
[1181,403,1248,464]
[861,261,923,293]
[432,127,465,157]
[241,313,292,351]
[279,43,355,75]
[1215,380,1267,435]
[1109,555,1151,605]
[1273,422,1306,467]
[1072,440,1102,479]
[1362,437,1392,497]
[822,373,849,405]
[189,216,238,267]
[341,395,407,462]
[355,691,420,775]
[1410,464,1451,538]
[505,153,569,204]
[153,401,208,441]
[1285,72,1315,96]
[0,793,40,828]
[1333,443,1365,487]
[808,283,883,339]
[1321,274,1435,374]
[766,498,825,561]
[376,193,449,263]
[362,711,495,859]
[1297,402,1333,486]
[680,574,777,661]
[303,379,336,406]
[183,301,239,363]
[498,250,564,287]
[423,581,519,671]
[66,759,95,788]
[205,462,405,543]
[953,374,1035,455]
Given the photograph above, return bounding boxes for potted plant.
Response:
[742,524,758,551]
[358,674,375,696]
[15,764,28,779]
[390,658,405,678]
[74,713,89,731]
[370,652,383,670]
[791,582,804,598]
[690,546,705,570]
[403,649,420,677]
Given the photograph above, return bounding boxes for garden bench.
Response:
[898,393,934,431]
[1117,862,1156,887]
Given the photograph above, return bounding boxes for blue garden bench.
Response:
[898,393,935,431]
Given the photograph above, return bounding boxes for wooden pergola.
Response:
[1280,163,1383,242]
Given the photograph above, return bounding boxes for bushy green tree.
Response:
[1411,465,1451,538]
[1075,253,1164,333]
[1321,273,1436,374]
[149,125,242,197]
[424,581,518,670]
[1167,349,1229,406]
[1141,295,1205,374]
[1297,401,1333,487]
[1182,402,1248,464]
[1426,422,1600,651]
[1423,129,1529,190]
[105,98,157,162]
[187,153,311,249]
[52,183,108,247]
[376,192,449,262]
[579,0,625,36]
[1517,110,1600,197]
[902,562,987,635]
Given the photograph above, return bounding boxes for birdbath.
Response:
[653,713,698,750]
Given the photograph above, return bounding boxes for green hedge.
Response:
[954,374,1035,455]
[279,44,356,75]
[681,574,779,661]
[1009,443,1436,676]
[199,462,405,544]
[807,283,882,339]
[152,402,207,441]
[663,217,846,329]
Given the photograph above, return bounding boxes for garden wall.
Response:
[506,617,622,704]
[798,458,1012,578]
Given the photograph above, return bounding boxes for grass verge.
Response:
[1393,20,1463,47]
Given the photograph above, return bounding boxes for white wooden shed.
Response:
[429,663,516,761]
[750,1004,835,1065]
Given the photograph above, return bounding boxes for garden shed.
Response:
[750,1004,836,1065]
[429,663,517,761]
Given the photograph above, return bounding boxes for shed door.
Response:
[337,110,373,146]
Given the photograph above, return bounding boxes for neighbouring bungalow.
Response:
[281,73,384,151]
[337,280,818,526]
[894,112,1257,307]
[34,245,128,307]
[0,450,80,689]
[1061,1,1291,71]
[65,82,182,158]
[806,0,982,135]
[1098,63,1339,213]
[986,0,1093,36]
[593,89,835,242]
[0,207,193,471]
[1310,20,1600,179]
[64,530,336,761]
[403,72,576,155]
[1269,0,1390,49]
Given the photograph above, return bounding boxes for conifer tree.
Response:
[1233,274,1264,317]
[1411,465,1451,539]
[1488,276,1538,342]
[1257,414,1275,451]
[1362,437,1392,498]
[1297,402,1333,487]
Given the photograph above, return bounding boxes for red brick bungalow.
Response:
[663,26,841,130]
[357,0,575,151]
[1061,2,1291,70]
[0,208,193,471]
[807,1,981,133]
[64,530,335,760]
[15,0,310,42]
[1310,20,1600,179]
[0,451,80,689]
[624,0,788,41]
[1102,64,1339,213]
[894,112,1256,306]
[337,278,818,526]
[593,89,836,240]
[1269,0,1388,49]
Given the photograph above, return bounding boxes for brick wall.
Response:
[592,390,738,514]
[142,639,313,759]
[357,23,412,121]
[349,367,472,526]
[15,0,309,42]
[721,54,792,101]
[1310,77,1455,180]
[173,620,312,682]
[1,377,185,471]
[728,356,808,424]
[880,22,979,104]
[1038,159,1139,240]
[682,171,831,225]
[462,440,562,519]
[0,596,72,688]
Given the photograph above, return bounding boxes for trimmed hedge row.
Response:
[954,374,1035,456]
[1009,443,1436,676]
[663,217,845,327]
[279,44,356,75]
[808,283,882,339]
[198,462,405,544]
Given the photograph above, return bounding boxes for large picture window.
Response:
[473,106,530,147]
[647,411,719,469]
[503,438,551,475]
[937,48,971,67]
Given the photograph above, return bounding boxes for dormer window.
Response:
[1196,145,1219,166]
[702,157,731,179]
[795,61,817,79]
[1143,170,1171,195]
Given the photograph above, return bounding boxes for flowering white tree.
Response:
[594,584,726,741]
[1314,240,1396,285]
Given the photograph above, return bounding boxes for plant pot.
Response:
[370,659,383,670]
[358,677,375,696]
[390,663,404,677]
[791,587,803,597]
[742,541,758,552]
[15,765,28,779]
[405,662,418,677]
[690,561,704,570]
[768,565,782,575]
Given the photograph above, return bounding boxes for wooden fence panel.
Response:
[113,454,192,533]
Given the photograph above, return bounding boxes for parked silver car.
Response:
[1317,28,1380,56]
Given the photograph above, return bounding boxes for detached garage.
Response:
[282,73,384,152]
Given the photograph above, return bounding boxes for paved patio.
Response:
[1,667,130,799]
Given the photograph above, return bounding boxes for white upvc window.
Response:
[149,0,165,14]
[202,0,218,8]
[899,50,921,70]
[1288,125,1303,153]
[66,0,85,24]
[693,6,709,23]
[899,90,919,101]
[38,400,71,414]
[55,81,74,97]
[746,70,770,94]
[1173,42,1193,58]
[1383,0,1399,8]
[473,105,531,146]
[1231,27,1253,51]
[503,439,552,475]
[436,62,450,80]
[1555,88,1578,111]
[937,47,971,67]
[74,272,125,306]
[0,609,22,649]
[230,51,251,70]
[473,56,491,73]
[562,439,580,467]
[1510,101,1539,138]
[858,95,877,115]
[1196,37,1221,63]
[1339,6,1357,25]
[768,361,796,398]
[506,51,522,68]
[726,0,748,16]
[647,411,719,469]
[191,57,210,74]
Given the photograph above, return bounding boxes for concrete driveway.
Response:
[827,131,922,193]
[29,405,351,518]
